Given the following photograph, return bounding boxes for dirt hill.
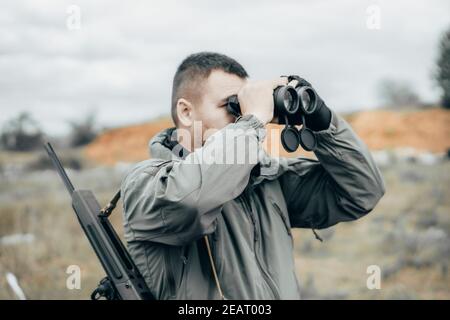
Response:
[84,108,450,165]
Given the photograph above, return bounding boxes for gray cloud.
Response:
[0,0,449,135]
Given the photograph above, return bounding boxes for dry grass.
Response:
[293,161,450,299]
[0,149,126,299]
[1,150,449,299]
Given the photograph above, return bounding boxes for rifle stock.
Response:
[44,142,154,300]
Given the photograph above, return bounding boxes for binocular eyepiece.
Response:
[226,82,319,152]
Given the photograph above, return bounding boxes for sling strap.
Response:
[203,235,226,300]
[102,190,226,300]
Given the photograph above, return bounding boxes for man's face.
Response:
[193,69,246,139]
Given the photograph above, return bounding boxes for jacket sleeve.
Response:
[279,110,385,230]
[121,115,265,246]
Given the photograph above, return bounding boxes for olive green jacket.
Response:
[121,111,385,299]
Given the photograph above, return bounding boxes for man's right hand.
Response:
[237,77,287,125]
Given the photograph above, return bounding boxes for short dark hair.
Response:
[171,52,248,126]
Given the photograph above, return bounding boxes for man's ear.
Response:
[176,98,194,127]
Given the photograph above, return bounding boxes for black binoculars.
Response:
[226,82,319,152]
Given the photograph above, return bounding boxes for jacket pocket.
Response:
[164,250,177,298]
[165,246,190,299]
[178,245,190,299]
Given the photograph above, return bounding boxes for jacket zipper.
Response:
[239,189,280,300]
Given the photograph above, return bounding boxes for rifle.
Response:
[44,142,155,300]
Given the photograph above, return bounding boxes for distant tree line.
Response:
[435,26,450,108]
[1,111,99,151]
[0,113,43,151]
[377,26,449,109]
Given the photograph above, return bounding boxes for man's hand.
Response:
[237,77,288,125]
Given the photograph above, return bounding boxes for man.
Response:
[121,52,385,299]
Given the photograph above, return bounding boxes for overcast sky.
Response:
[1,0,449,135]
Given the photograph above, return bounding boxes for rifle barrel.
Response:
[44,142,75,195]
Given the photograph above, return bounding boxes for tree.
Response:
[377,79,421,107]
[0,112,43,151]
[68,111,98,147]
[435,27,450,108]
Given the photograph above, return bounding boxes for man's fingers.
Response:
[272,77,288,89]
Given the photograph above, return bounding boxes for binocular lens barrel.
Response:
[273,86,299,115]
[224,78,320,153]
[296,86,318,115]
